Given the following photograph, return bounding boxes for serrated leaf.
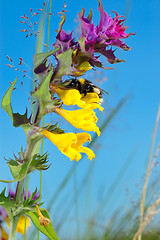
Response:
[0,188,16,219]
[34,48,60,71]
[32,69,55,119]
[13,108,31,127]
[26,208,59,240]
[1,78,17,120]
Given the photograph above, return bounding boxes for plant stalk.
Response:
[9,217,18,240]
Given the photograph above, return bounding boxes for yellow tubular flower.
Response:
[81,93,104,111]
[5,216,30,234]
[73,61,92,75]
[42,130,95,161]
[53,87,103,111]
[72,133,95,160]
[56,108,101,136]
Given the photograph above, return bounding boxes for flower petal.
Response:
[56,108,101,136]
[42,130,95,161]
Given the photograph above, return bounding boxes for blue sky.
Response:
[0,0,160,236]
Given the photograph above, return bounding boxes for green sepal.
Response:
[78,37,86,52]
[32,69,56,119]
[29,153,51,172]
[26,208,59,240]
[45,122,65,134]
[1,78,17,120]
[22,188,40,209]
[55,48,76,78]
[0,188,16,219]
[13,108,31,127]
[34,48,60,71]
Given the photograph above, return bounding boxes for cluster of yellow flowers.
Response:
[42,78,103,162]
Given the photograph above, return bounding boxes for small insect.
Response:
[35,204,50,227]
[63,78,108,102]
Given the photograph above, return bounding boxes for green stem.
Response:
[9,217,18,240]
[15,179,24,202]
[37,1,52,240]
[47,0,52,53]
[9,139,36,240]
[9,179,24,239]
[24,174,30,240]
[39,0,52,205]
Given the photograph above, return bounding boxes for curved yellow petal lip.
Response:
[55,108,101,136]
[42,130,95,161]
[52,85,103,111]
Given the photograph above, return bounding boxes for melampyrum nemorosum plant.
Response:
[0,0,134,239]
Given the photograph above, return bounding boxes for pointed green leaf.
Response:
[1,78,17,120]
[32,69,55,118]
[26,208,59,240]
[34,48,60,71]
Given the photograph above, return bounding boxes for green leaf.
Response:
[0,161,28,183]
[34,48,60,71]
[55,48,75,78]
[1,78,17,120]
[7,160,24,179]
[13,108,31,127]
[26,208,59,240]
[0,188,16,219]
[32,69,56,119]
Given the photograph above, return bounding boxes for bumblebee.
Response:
[63,78,108,101]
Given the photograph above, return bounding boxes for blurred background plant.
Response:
[0,0,160,239]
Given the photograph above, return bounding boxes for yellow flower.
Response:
[42,130,95,161]
[5,216,30,234]
[56,107,101,136]
[53,87,104,111]
[73,61,92,76]
[0,226,8,240]
[81,92,104,111]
